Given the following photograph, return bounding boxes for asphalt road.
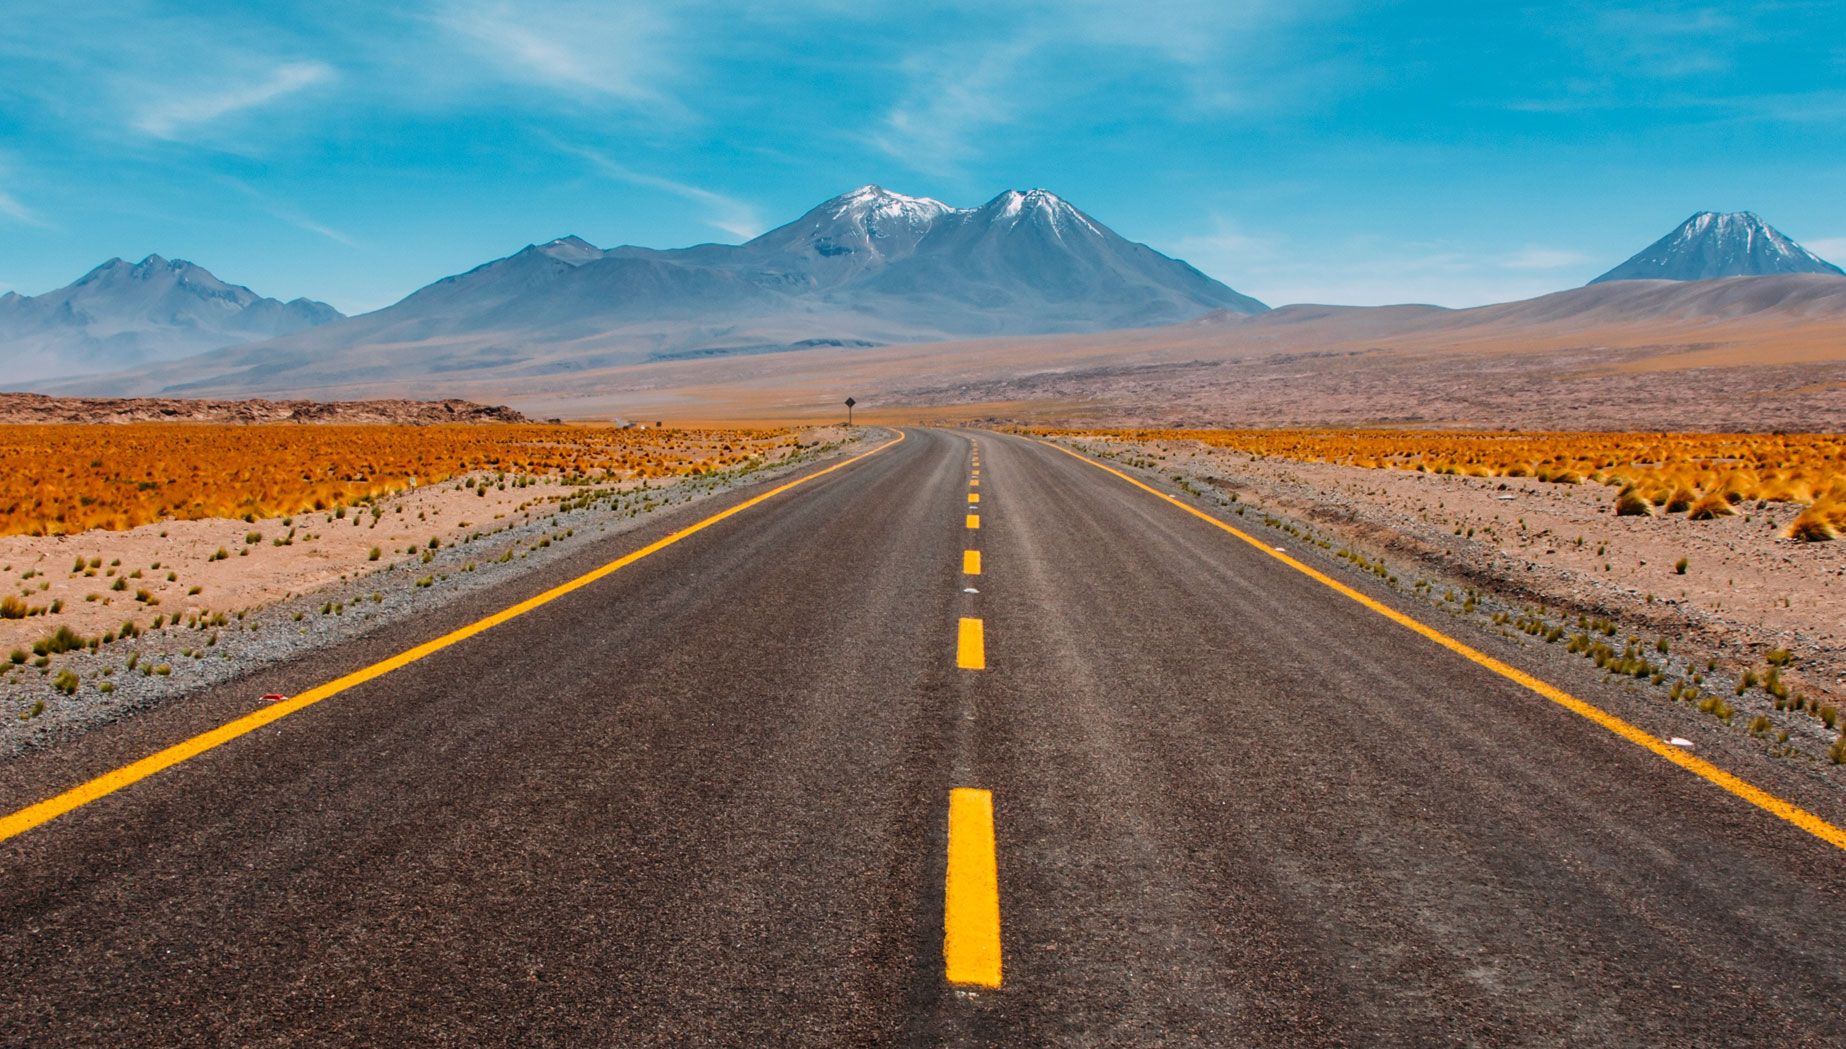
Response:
[1,427,1842,1047]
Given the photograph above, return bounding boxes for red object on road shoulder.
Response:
[260,693,287,703]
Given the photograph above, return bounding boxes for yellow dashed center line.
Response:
[966,514,980,530]
[957,617,986,670]
[968,493,980,505]
[0,432,910,846]
[944,787,1003,988]
[963,550,982,575]
[1039,437,1846,854]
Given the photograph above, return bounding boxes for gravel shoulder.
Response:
[1040,432,1846,791]
[0,427,870,760]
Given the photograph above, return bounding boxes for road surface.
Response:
[1,427,1842,1047]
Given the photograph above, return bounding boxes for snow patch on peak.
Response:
[534,235,604,265]
[825,185,955,235]
[979,188,1101,238]
[1592,210,1845,283]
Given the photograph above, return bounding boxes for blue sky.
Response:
[1,1,1842,313]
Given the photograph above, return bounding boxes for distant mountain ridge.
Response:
[0,255,341,383]
[60,185,1264,397]
[1591,211,1844,284]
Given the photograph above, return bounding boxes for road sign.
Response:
[845,397,856,425]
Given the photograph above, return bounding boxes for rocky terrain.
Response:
[0,392,529,425]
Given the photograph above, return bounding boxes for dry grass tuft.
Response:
[1788,498,1846,542]
[1039,428,1846,524]
[0,423,800,537]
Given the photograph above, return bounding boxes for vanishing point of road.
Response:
[1,428,1842,1047]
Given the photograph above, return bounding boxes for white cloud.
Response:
[220,176,357,247]
[1584,5,1745,79]
[135,61,336,139]
[0,185,44,227]
[548,138,764,240]
[430,0,679,104]
[871,1,1332,173]
[871,41,1033,175]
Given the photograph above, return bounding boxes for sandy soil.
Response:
[0,427,847,659]
[0,425,861,753]
[1050,433,1846,762]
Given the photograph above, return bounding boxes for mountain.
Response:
[1590,211,1845,284]
[62,186,1264,398]
[0,256,341,384]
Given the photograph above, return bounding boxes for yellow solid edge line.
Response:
[964,550,982,575]
[0,431,910,847]
[1039,438,1846,854]
[957,617,986,670]
[944,787,1002,988]
[966,514,980,530]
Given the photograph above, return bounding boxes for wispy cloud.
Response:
[871,41,1034,175]
[1587,5,1742,79]
[547,138,764,239]
[430,0,680,105]
[221,177,356,247]
[871,0,1333,173]
[0,184,45,228]
[134,61,337,139]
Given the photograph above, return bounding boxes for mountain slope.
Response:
[0,256,341,384]
[62,186,1264,397]
[1591,212,1844,284]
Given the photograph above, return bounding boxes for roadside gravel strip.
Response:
[1041,433,1846,782]
[0,431,872,759]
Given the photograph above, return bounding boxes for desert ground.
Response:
[124,276,1846,433]
[0,410,854,752]
[1038,429,1846,769]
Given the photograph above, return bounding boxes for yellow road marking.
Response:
[957,617,986,670]
[968,493,980,505]
[964,550,982,575]
[1040,439,1846,853]
[0,431,909,846]
[944,787,1002,988]
[970,478,980,487]
[966,514,980,530]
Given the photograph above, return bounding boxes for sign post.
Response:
[844,396,856,427]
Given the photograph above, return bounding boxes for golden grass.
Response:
[1035,428,1846,540]
[0,423,796,537]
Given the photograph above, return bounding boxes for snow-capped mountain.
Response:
[638,184,1266,322]
[0,256,341,384]
[72,186,1263,397]
[1590,211,1844,284]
